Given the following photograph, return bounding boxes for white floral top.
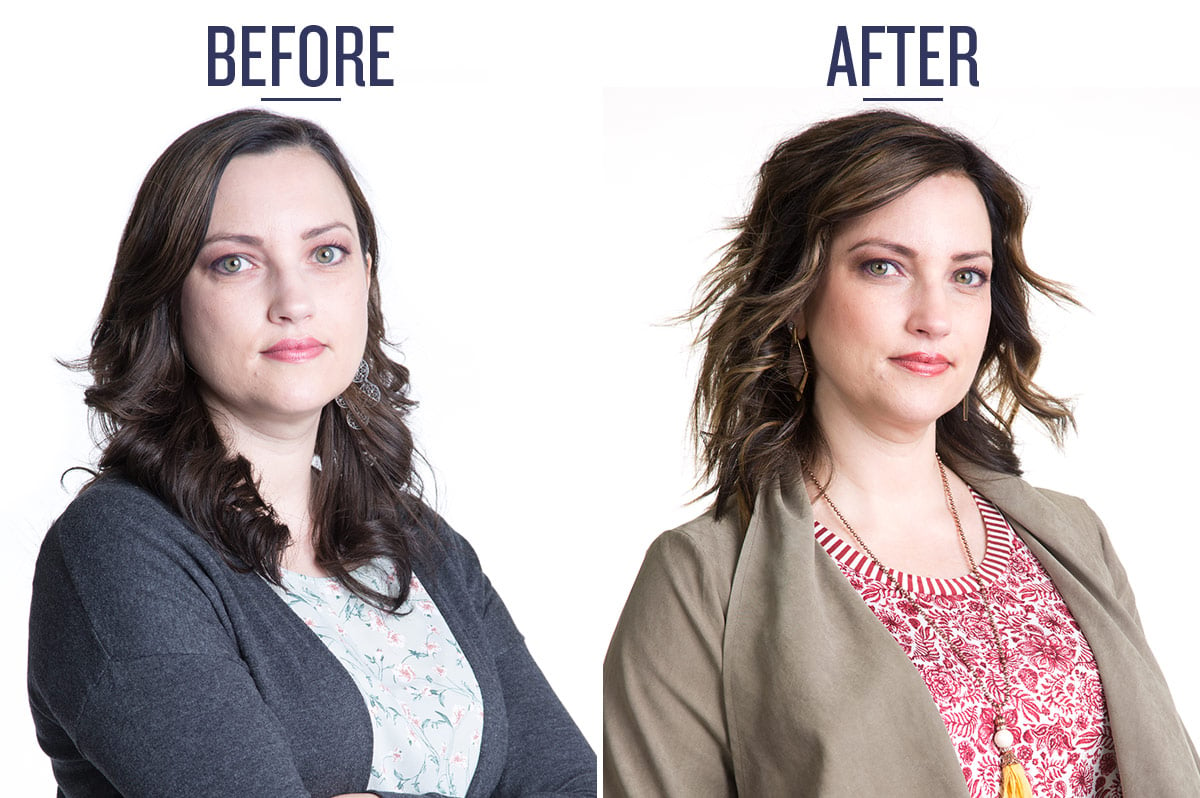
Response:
[267,562,483,796]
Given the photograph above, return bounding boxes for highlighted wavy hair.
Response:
[687,110,1076,520]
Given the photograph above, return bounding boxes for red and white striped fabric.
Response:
[815,490,1122,797]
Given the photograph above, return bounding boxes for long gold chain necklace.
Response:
[804,455,1033,798]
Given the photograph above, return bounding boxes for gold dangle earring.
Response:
[789,324,810,401]
[962,380,976,422]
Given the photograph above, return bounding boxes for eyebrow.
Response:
[199,222,355,249]
[847,238,992,262]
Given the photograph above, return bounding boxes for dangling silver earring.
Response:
[335,359,381,430]
[788,324,810,401]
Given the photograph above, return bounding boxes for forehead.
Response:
[207,147,357,232]
[832,173,991,251]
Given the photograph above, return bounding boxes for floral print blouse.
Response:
[268,561,484,796]
[815,491,1122,798]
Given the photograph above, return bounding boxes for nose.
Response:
[907,279,950,338]
[267,266,315,325]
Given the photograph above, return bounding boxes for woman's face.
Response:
[799,172,992,440]
[180,147,370,439]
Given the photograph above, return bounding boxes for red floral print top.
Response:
[815,491,1122,798]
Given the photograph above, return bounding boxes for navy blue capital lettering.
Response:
[827,26,857,86]
[860,26,885,86]
[208,26,235,86]
[888,26,915,85]
[950,26,980,86]
[336,26,365,87]
[271,26,295,86]
[825,24,980,89]
[241,26,267,87]
[369,26,394,86]
[299,25,329,86]
[206,24,395,88]
[919,26,944,86]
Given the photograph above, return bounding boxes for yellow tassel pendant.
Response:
[1000,751,1033,798]
[993,719,1032,798]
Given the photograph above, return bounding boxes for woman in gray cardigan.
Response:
[604,111,1199,796]
[29,110,595,798]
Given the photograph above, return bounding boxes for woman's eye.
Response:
[863,259,898,277]
[314,245,346,265]
[953,269,987,287]
[213,255,250,274]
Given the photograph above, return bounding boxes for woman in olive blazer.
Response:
[604,110,1199,797]
[604,461,1199,796]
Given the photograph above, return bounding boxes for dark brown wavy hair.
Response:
[76,109,425,610]
[688,110,1076,521]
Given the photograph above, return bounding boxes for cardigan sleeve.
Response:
[418,518,596,797]
[491,622,597,797]
[28,484,319,797]
[602,528,737,798]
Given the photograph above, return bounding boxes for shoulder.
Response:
[410,506,483,585]
[404,507,536,666]
[32,476,251,668]
[963,466,1129,587]
[55,475,176,533]
[639,507,746,607]
[41,476,218,586]
[668,503,748,564]
[610,505,747,653]
[1023,485,1121,570]
[407,507,499,621]
[45,477,187,566]
[957,463,1105,540]
[30,478,250,728]
[1030,486,1102,525]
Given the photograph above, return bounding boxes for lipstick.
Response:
[890,352,950,376]
[262,337,325,363]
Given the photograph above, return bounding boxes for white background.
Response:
[3,0,1198,791]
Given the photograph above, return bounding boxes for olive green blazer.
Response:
[603,464,1199,796]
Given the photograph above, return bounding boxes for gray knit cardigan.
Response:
[28,477,595,797]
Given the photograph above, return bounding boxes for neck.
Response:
[804,399,988,581]
[810,402,943,511]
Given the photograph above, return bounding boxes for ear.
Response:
[365,252,373,288]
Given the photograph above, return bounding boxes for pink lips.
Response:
[262,337,325,363]
[890,352,950,376]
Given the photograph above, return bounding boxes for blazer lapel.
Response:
[722,478,970,797]
[956,463,1200,797]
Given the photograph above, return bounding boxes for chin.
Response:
[878,397,962,431]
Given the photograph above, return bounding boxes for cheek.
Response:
[811,291,889,351]
[179,280,247,373]
[967,298,992,347]
[342,282,370,345]
[954,301,992,382]
[178,283,209,365]
[351,274,371,333]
